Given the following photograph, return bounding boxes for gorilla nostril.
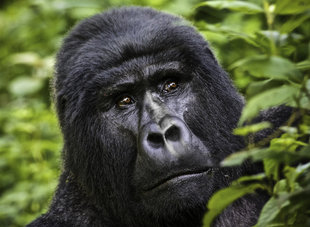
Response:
[165,125,180,142]
[147,133,164,148]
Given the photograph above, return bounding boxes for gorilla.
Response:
[28,6,291,227]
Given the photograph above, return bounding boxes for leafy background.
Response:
[0,0,309,226]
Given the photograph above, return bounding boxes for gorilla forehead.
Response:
[56,7,209,87]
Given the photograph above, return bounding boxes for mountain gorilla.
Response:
[28,6,290,227]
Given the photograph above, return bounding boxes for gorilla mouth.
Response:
[144,168,212,192]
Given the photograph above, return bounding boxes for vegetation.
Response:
[0,0,309,226]
[194,0,310,226]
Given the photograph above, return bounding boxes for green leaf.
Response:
[296,162,310,173]
[284,163,310,191]
[237,173,267,183]
[222,145,310,167]
[221,148,269,166]
[253,31,281,55]
[299,97,310,110]
[257,187,310,226]
[234,121,271,136]
[275,0,310,15]
[264,159,279,181]
[280,126,298,135]
[297,60,310,71]
[9,77,43,96]
[203,183,265,227]
[230,55,302,82]
[273,179,288,194]
[280,13,310,33]
[198,23,260,48]
[255,194,290,227]
[47,0,101,10]
[270,137,307,151]
[246,79,283,97]
[10,52,41,66]
[197,1,263,14]
[240,85,300,124]
[284,166,301,191]
[306,79,310,92]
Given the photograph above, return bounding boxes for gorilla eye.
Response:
[117,96,134,108]
[164,81,178,93]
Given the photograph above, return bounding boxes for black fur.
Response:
[28,7,290,227]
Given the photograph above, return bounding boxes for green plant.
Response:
[194,0,310,226]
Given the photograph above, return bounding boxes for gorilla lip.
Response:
[144,168,212,192]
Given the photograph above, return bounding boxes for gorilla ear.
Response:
[204,45,219,65]
[57,95,67,112]
[55,92,68,125]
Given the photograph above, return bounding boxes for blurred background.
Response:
[0,0,309,226]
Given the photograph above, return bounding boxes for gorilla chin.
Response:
[27,6,288,227]
[141,169,214,208]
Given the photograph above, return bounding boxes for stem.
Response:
[263,0,274,30]
[263,0,277,55]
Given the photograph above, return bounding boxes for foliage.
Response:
[0,103,61,226]
[194,0,310,226]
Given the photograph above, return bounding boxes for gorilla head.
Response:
[28,6,267,227]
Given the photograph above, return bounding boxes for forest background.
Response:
[0,0,309,226]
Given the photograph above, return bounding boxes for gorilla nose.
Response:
[147,124,183,147]
[147,132,164,149]
[165,125,181,141]
[141,117,191,159]
[147,125,181,148]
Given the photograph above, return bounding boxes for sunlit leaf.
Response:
[230,55,302,82]
[264,159,279,181]
[234,121,271,136]
[222,145,310,167]
[237,173,266,183]
[198,23,260,48]
[221,148,269,166]
[246,79,283,97]
[46,0,101,10]
[10,52,42,66]
[280,13,310,33]
[280,126,298,135]
[197,1,263,14]
[240,85,300,123]
[273,179,288,194]
[306,79,310,92]
[255,194,290,227]
[275,0,310,15]
[297,60,310,71]
[9,77,43,96]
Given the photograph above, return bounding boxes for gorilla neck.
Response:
[47,172,266,227]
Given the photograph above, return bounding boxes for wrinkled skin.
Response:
[28,7,290,227]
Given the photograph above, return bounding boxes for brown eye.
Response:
[117,96,134,107]
[164,81,178,92]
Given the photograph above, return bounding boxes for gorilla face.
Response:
[54,6,245,225]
